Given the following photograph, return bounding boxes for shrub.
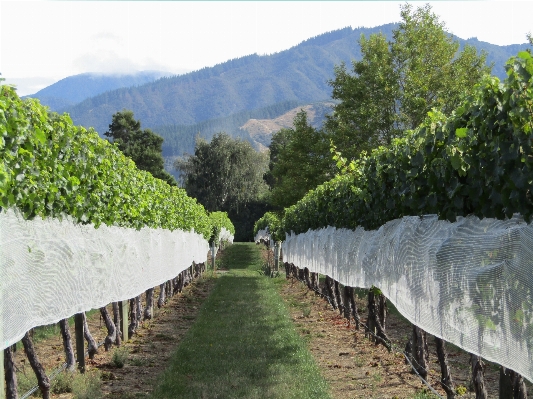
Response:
[72,371,103,399]
[112,347,128,368]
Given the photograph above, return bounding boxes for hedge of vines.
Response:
[0,86,214,239]
[209,211,235,244]
[279,51,533,235]
[253,211,283,242]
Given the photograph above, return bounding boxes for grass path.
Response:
[150,243,331,398]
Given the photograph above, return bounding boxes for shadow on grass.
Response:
[151,243,330,399]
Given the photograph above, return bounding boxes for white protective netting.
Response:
[283,214,533,382]
[219,227,234,244]
[0,207,209,351]
[254,228,270,243]
[254,228,274,247]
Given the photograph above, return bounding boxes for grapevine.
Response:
[0,86,213,239]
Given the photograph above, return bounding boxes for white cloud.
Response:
[72,51,187,76]
[73,50,140,75]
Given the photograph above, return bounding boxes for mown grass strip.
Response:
[151,243,331,399]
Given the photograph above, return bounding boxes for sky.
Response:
[1,1,532,96]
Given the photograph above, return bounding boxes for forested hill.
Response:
[62,24,527,136]
[24,71,172,112]
[154,100,332,157]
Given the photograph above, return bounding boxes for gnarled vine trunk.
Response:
[177,272,184,293]
[135,295,143,324]
[333,280,343,315]
[100,306,116,350]
[367,289,391,350]
[83,312,99,357]
[324,275,337,309]
[304,267,312,289]
[165,280,174,299]
[22,331,50,399]
[310,272,319,291]
[144,288,155,320]
[348,286,360,330]
[112,303,121,347]
[298,267,305,281]
[4,346,18,399]
[435,337,455,399]
[342,286,352,322]
[470,353,488,399]
[158,283,166,308]
[500,366,527,399]
[58,319,76,371]
[412,325,429,379]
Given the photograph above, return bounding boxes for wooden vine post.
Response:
[119,300,129,342]
[74,313,85,373]
[274,243,280,271]
[211,242,216,271]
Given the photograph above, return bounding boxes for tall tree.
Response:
[175,132,269,240]
[326,34,398,158]
[325,3,491,160]
[105,110,177,186]
[267,110,332,210]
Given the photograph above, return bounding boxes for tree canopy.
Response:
[175,132,270,240]
[104,110,176,186]
[325,3,491,160]
[266,110,332,210]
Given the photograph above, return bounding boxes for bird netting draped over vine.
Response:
[283,214,533,382]
[0,207,209,351]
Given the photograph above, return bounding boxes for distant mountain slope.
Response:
[159,100,334,182]
[25,71,172,112]
[239,101,334,151]
[154,100,332,158]
[62,24,528,136]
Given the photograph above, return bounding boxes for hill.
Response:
[156,100,335,181]
[61,25,394,134]
[25,71,173,111]
[60,24,529,137]
[154,100,333,158]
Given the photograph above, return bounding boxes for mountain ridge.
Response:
[25,70,174,112]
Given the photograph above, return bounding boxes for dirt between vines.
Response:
[278,275,533,399]
[14,274,217,399]
[14,246,533,399]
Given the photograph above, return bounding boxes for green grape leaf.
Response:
[455,128,468,138]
